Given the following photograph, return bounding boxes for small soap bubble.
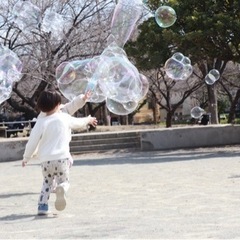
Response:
[209,69,220,81]
[205,69,220,85]
[165,53,193,80]
[190,106,205,119]
[155,5,177,28]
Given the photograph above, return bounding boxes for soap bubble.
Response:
[205,69,220,85]
[209,69,220,80]
[12,0,41,32]
[165,52,193,80]
[57,58,98,100]
[109,0,143,47]
[93,54,142,103]
[139,74,149,99]
[106,98,138,115]
[42,9,70,40]
[190,106,205,119]
[0,46,23,76]
[102,40,128,58]
[0,84,12,105]
[93,52,148,114]
[88,83,106,103]
[155,5,177,28]
[172,52,184,61]
[0,48,20,105]
[0,45,23,87]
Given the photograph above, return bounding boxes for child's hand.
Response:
[88,116,98,127]
[83,90,92,101]
[22,160,27,167]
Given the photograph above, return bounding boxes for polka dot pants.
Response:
[38,159,70,205]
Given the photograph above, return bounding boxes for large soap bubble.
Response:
[56,58,99,101]
[0,84,12,105]
[0,45,22,104]
[56,61,78,85]
[109,0,143,47]
[165,52,193,80]
[0,45,22,84]
[12,0,41,32]
[93,53,143,103]
[190,106,205,119]
[155,5,177,28]
[139,74,149,99]
[205,69,220,85]
[41,9,69,40]
[88,83,106,103]
[106,98,138,115]
[56,57,107,103]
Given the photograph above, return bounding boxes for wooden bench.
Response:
[0,120,36,138]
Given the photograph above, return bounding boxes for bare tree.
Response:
[217,62,240,123]
[0,0,115,119]
[147,68,204,128]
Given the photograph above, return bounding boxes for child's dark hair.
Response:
[37,90,61,112]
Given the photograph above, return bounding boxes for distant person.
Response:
[200,114,209,125]
[22,90,97,216]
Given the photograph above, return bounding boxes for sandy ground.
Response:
[1,146,240,239]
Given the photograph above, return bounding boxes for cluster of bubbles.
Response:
[12,0,69,40]
[57,42,149,115]
[0,45,23,104]
[56,0,150,115]
[205,69,220,85]
[190,69,220,121]
[190,106,205,119]
[164,52,193,80]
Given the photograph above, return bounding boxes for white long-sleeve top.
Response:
[23,112,90,163]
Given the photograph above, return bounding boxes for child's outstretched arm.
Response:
[61,91,91,116]
[68,114,98,131]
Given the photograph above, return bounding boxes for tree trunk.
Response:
[166,112,172,128]
[125,115,129,125]
[103,104,111,126]
[228,89,240,124]
[207,84,219,124]
[152,98,158,124]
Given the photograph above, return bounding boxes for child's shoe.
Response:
[37,204,49,215]
[55,186,66,211]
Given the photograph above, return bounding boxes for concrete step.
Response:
[71,131,139,140]
[71,136,139,146]
[70,131,141,154]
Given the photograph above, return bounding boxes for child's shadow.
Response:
[0,213,58,223]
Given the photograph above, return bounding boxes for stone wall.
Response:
[140,124,240,150]
[1,124,240,162]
